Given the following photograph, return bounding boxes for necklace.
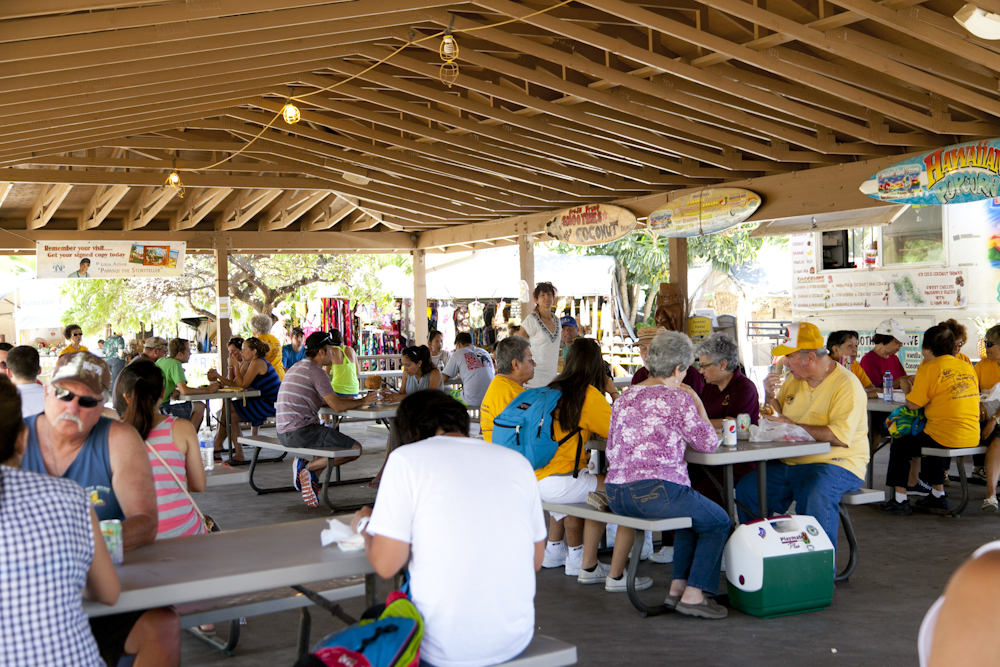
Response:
[39,417,68,478]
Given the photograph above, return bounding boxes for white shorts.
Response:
[538,471,599,521]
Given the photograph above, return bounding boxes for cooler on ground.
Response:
[724,514,834,618]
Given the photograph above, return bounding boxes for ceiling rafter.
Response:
[27,182,73,230]
[170,187,234,231]
[124,185,176,231]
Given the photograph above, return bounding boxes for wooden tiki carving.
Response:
[655,283,685,332]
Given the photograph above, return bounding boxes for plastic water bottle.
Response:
[883,371,893,403]
[199,424,214,471]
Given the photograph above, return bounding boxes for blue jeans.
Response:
[606,479,731,595]
[735,462,862,552]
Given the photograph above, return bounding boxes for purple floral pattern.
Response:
[606,385,718,487]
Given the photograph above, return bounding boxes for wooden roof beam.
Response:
[300,195,356,232]
[123,185,176,231]
[0,1,175,21]
[214,189,282,232]
[0,183,11,211]
[78,184,129,231]
[258,190,331,232]
[170,187,233,231]
[26,182,72,230]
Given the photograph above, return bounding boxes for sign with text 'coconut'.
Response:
[649,188,761,238]
[860,139,1000,206]
[545,204,637,245]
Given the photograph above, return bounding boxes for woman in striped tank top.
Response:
[118,360,206,539]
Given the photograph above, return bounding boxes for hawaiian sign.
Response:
[36,240,186,279]
[648,188,761,238]
[860,139,1000,206]
[790,234,967,311]
[545,204,637,245]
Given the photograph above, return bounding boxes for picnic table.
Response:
[179,389,261,464]
[866,398,902,487]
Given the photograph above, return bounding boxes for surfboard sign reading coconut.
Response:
[648,188,761,238]
[859,138,1000,206]
[545,204,637,246]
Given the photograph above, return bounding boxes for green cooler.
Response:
[724,515,834,618]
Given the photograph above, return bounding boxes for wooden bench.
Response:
[543,502,691,617]
[242,435,362,511]
[920,446,988,516]
[204,465,250,488]
[836,488,884,583]
[178,576,369,657]
[501,635,577,666]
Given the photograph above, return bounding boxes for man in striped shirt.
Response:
[276,331,376,506]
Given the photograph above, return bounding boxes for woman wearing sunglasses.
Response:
[977,325,1000,511]
[59,324,88,357]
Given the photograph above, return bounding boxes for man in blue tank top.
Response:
[22,352,180,667]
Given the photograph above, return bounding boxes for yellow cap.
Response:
[772,322,824,356]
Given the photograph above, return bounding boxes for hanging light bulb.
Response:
[282,101,301,125]
[440,34,459,60]
[440,62,460,87]
[165,160,185,198]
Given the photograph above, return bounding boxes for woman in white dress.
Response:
[517,282,560,388]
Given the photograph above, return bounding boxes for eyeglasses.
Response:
[53,386,102,408]
[72,333,83,337]
[987,341,997,349]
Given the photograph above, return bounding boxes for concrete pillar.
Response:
[668,237,688,333]
[518,234,535,319]
[214,247,231,376]
[413,249,427,347]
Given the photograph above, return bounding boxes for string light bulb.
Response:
[440,34,459,60]
[440,62,460,87]
[282,101,301,125]
[439,21,460,88]
[165,159,185,198]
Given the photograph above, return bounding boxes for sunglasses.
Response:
[53,386,102,408]
[987,341,997,349]
[72,333,83,337]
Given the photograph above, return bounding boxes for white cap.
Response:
[874,318,907,344]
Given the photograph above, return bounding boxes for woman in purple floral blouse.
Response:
[606,331,731,620]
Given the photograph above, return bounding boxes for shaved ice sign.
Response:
[36,240,186,279]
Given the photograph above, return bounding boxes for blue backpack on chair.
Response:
[491,386,584,476]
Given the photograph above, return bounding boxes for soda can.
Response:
[736,413,751,439]
[722,418,737,446]
[100,519,124,565]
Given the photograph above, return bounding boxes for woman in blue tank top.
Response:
[208,337,280,462]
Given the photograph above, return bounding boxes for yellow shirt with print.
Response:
[59,345,89,357]
[257,333,285,380]
[976,358,1000,392]
[536,385,610,481]
[907,354,980,448]
[849,360,872,388]
[480,375,525,443]
[776,363,869,481]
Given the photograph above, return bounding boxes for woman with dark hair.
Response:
[428,330,450,370]
[517,282,560,389]
[118,361,206,538]
[827,330,879,398]
[225,337,244,381]
[535,338,650,592]
[385,345,442,402]
[941,319,973,367]
[0,375,120,665]
[860,318,913,392]
[353,390,546,667]
[207,337,281,461]
[60,323,88,357]
[328,329,360,397]
[880,325,980,516]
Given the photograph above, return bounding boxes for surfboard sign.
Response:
[648,188,761,238]
[859,139,1000,206]
[545,204,637,246]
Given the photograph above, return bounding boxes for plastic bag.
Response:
[749,419,815,443]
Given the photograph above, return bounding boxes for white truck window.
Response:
[883,207,945,265]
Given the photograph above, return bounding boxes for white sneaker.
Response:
[577,561,610,585]
[983,496,999,513]
[649,546,674,564]
[605,574,654,592]
[606,524,617,548]
[640,531,653,561]
[542,541,568,569]
[565,546,584,576]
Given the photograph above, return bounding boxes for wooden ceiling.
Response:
[0,0,995,251]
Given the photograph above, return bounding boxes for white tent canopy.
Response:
[377,247,616,299]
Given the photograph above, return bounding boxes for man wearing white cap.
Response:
[735,322,869,552]
[860,318,913,392]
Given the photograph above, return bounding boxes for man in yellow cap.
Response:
[735,322,869,553]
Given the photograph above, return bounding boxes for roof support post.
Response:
[519,233,535,323]
[668,237,688,334]
[215,241,231,377]
[413,249,427,348]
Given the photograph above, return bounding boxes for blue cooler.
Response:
[724,515,834,618]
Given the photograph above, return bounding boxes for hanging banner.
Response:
[35,240,186,279]
[545,204,637,245]
[648,188,761,238]
[860,138,1000,206]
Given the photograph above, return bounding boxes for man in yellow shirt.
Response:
[737,322,868,552]
[480,337,535,442]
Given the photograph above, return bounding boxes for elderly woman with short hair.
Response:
[250,314,285,380]
[605,331,730,620]
[694,333,758,429]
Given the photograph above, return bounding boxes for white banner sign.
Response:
[35,241,186,279]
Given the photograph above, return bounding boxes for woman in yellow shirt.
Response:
[978,325,1000,511]
[880,325,980,516]
[826,330,878,398]
[58,324,89,356]
[250,314,285,380]
[942,319,974,368]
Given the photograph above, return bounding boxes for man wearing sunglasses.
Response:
[20,352,177,667]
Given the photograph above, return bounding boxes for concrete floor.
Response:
[183,426,998,667]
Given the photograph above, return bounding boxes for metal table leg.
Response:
[757,461,768,520]
[224,397,234,464]
[626,528,669,618]
[723,464,736,524]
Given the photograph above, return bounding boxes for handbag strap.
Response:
[144,437,206,523]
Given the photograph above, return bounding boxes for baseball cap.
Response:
[874,318,908,344]
[560,315,578,328]
[291,327,305,336]
[143,336,168,351]
[636,326,667,344]
[305,331,334,350]
[772,322,825,356]
[50,352,111,399]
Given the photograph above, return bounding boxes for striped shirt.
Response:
[146,417,206,540]
[276,359,335,434]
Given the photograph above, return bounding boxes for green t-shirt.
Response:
[155,357,187,406]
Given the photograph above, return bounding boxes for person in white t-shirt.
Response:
[5,346,45,418]
[441,332,496,408]
[354,391,546,667]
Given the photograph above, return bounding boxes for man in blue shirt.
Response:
[282,327,306,370]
